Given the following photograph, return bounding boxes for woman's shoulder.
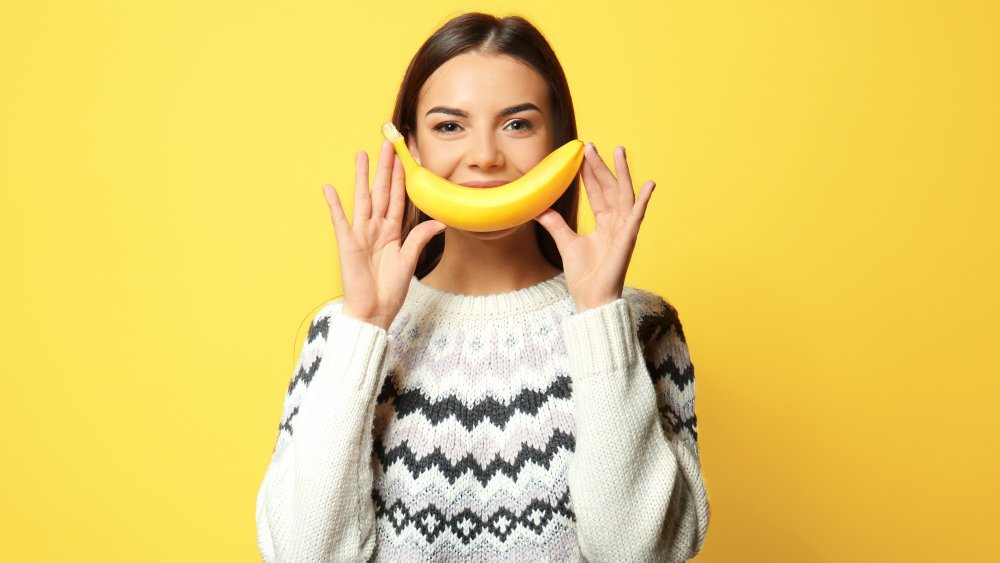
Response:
[298,298,346,345]
[314,297,345,319]
[621,285,686,345]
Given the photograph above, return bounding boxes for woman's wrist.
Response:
[341,305,392,331]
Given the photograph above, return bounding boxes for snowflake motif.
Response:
[527,509,543,526]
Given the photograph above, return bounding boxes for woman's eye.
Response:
[506,119,534,132]
[432,122,462,134]
[432,119,533,134]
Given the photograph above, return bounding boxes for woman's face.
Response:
[407,51,554,237]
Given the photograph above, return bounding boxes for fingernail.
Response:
[620,146,627,159]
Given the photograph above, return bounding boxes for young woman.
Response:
[256,12,710,562]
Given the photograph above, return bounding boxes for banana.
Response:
[381,121,584,232]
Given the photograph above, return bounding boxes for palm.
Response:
[339,222,405,308]
[323,140,445,329]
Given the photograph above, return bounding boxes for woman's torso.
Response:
[369,277,583,562]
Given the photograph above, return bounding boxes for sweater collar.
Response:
[406,272,570,317]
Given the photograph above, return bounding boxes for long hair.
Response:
[391,12,581,278]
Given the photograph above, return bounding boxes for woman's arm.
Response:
[560,295,710,562]
[256,300,392,563]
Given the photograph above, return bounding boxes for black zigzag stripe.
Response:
[636,298,684,345]
[284,314,331,396]
[373,429,576,485]
[275,315,332,439]
[382,374,573,431]
[286,353,323,396]
[307,314,330,345]
[637,299,699,445]
[637,301,695,392]
[279,355,323,435]
[279,406,299,435]
[372,487,575,544]
[375,369,397,404]
[657,406,699,443]
[649,351,695,392]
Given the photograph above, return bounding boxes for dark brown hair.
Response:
[391,12,580,278]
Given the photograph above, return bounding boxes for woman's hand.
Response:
[322,139,446,330]
[534,143,656,313]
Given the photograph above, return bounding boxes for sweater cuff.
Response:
[323,312,390,392]
[560,298,638,381]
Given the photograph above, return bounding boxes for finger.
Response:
[354,150,372,225]
[365,141,393,219]
[614,146,635,209]
[628,181,656,230]
[587,143,621,205]
[401,219,447,265]
[533,208,575,250]
[322,184,352,240]
[580,144,608,214]
[386,154,406,224]
[371,141,394,219]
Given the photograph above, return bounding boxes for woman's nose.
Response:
[467,131,504,170]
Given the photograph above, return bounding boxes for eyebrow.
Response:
[425,103,542,118]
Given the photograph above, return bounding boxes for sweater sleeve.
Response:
[560,296,710,562]
[256,299,393,563]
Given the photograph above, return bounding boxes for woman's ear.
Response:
[406,136,422,166]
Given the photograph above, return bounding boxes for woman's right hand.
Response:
[322,139,446,331]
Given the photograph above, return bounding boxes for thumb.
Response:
[533,209,574,249]
[401,219,446,264]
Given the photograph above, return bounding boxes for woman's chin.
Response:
[459,224,524,239]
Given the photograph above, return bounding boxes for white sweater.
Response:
[256,272,710,562]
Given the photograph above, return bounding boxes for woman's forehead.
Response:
[417,52,549,116]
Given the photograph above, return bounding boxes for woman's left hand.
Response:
[534,143,656,313]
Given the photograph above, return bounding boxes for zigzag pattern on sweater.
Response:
[274,292,701,457]
[373,424,576,485]
[372,487,576,544]
[267,287,703,559]
[386,374,572,429]
[633,292,702,460]
[268,312,330,454]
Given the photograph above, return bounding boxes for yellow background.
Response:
[2,0,997,561]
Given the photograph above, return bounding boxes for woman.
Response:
[256,12,710,562]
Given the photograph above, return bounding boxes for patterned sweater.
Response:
[256,272,710,562]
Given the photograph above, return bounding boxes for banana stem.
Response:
[381,121,419,171]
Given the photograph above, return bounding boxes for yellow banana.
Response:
[381,121,584,232]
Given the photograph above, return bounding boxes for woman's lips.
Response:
[459,180,510,188]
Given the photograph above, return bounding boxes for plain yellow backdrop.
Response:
[1,0,997,561]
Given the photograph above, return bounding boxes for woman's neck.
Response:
[418,224,561,296]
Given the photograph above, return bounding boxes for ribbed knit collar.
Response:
[406,272,570,317]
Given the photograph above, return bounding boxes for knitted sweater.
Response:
[256,272,710,562]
